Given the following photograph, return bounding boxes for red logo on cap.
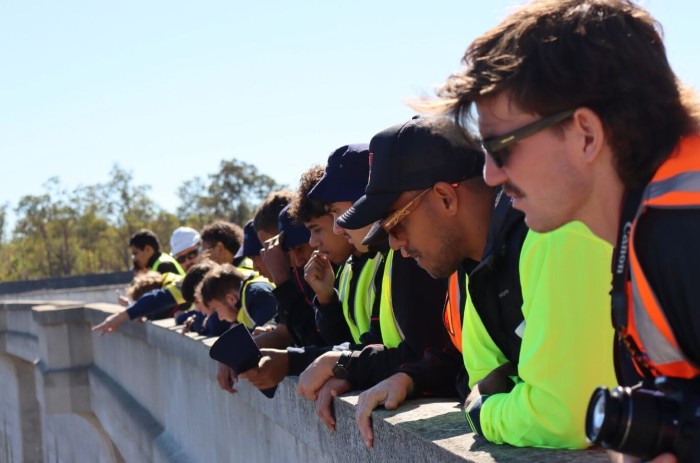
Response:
[368,152,374,184]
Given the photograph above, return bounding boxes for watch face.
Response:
[332,363,349,380]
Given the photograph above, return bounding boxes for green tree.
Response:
[13,178,79,278]
[178,158,284,226]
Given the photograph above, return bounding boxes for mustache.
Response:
[503,182,525,198]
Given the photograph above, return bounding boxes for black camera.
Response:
[585,377,700,462]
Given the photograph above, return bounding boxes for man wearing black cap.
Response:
[295,143,452,433]
[251,193,323,349]
[241,150,387,394]
[234,220,270,280]
[290,165,356,344]
[240,164,360,391]
[341,116,616,450]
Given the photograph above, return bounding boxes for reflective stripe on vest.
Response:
[237,257,255,273]
[627,135,700,378]
[444,271,465,353]
[340,254,382,344]
[152,253,185,276]
[379,250,405,348]
[161,272,186,305]
[238,274,272,329]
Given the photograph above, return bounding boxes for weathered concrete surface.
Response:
[0,285,128,305]
[0,271,131,296]
[0,300,609,463]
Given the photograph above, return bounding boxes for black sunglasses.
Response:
[480,108,575,168]
[176,249,199,264]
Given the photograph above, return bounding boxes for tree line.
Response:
[1,160,283,282]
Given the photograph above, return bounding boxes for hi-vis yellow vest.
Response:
[162,272,186,305]
[339,253,383,344]
[378,250,404,348]
[237,273,273,329]
[152,253,185,275]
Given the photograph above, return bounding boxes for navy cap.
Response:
[308,144,370,203]
[234,220,263,259]
[209,323,277,398]
[361,221,389,247]
[278,204,311,251]
[338,116,483,230]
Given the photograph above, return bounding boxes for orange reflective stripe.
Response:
[626,135,700,378]
[443,271,462,352]
[629,241,678,350]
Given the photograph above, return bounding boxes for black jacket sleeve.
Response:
[395,345,465,398]
[126,289,177,320]
[345,253,451,389]
[314,293,353,345]
[272,274,325,347]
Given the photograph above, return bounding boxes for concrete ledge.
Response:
[0,300,609,463]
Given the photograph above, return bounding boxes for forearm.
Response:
[287,345,334,376]
[126,291,177,319]
[346,341,423,390]
[396,346,464,397]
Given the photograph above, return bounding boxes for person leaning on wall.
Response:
[430,1,700,461]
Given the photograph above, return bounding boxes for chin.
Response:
[420,261,449,280]
[523,213,565,234]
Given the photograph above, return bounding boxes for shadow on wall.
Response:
[0,299,610,463]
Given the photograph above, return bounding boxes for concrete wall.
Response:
[0,300,609,463]
[0,285,128,305]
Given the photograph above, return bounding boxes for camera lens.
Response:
[585,386,681,460]
[586,387,610,443]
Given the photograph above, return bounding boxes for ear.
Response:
[571,108,606,164]
[225,291,239,305]
[432,182,459,216]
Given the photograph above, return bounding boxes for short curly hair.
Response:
[288,165,327,223]
[200,221,243,255]
[127,271,164,301]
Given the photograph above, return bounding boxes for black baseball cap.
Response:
[278,204,311,251]
[308,144,370,203]
[338,116,483,230]
[234,220,263,259]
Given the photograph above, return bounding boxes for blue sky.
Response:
[2,1,698,230]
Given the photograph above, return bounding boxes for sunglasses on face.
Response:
[380,183,460,234]
[380,188,431,234]
[176,249,200,264]
[480,108,575,168]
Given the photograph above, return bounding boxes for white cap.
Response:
[170,227,201,256]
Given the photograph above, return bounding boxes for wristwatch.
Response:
[332,353,352,380]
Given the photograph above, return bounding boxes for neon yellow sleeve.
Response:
[477,222,618,448]
[462,287,509,389]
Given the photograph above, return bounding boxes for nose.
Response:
[387,230,407,252]
[483,154,508,187]
[332,221,344,236]
[308,233,320,249]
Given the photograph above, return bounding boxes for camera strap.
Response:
[611,187,644,330]
[612,187,661,380]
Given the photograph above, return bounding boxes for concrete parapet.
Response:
[0,300,609,463]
